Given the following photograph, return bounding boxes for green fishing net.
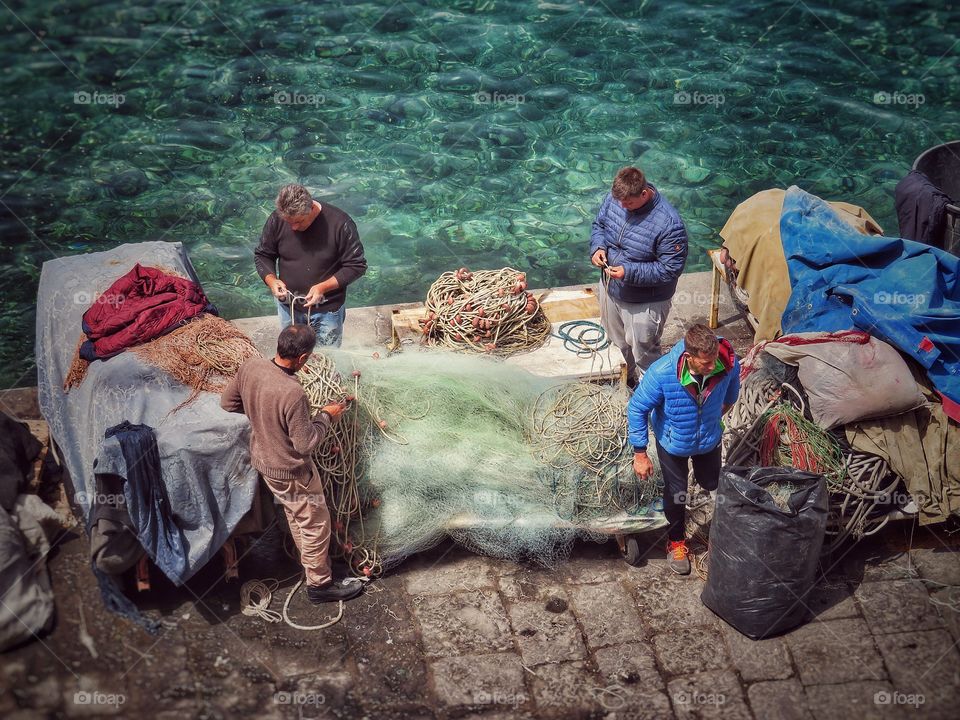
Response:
[298,350,665,575]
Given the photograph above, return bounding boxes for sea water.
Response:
[1,0,957,387]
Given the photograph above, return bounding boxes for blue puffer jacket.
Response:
[627,338,741,456]
[589,187,689,303]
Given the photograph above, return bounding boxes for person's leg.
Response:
[276,298,294,329]
[690,443,722,494]
[656,440,691,543]
[308,305,346,348]
[625,298,672,372]
[262,471,332,586]
[599,282,635,381]
[285,467,333,587]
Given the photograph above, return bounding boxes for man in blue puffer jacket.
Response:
[628,324,740,575]
[590,167,688,387]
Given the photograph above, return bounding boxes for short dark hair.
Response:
[611,167,648,200]
[685,323,718,357]
[277,324,316,360]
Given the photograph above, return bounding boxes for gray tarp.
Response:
[36,241,258,584]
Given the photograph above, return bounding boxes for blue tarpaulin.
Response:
[779,186,960,410]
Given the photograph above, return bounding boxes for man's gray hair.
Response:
[276,184,314,217]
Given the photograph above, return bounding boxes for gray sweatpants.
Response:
[598,281,672,382]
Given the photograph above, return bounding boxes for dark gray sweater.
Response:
[254,202,367,313]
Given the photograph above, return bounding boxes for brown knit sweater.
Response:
[220,357,331,480]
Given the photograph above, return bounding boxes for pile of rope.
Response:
[64,314,261,404]
[725,356,902,553]
[530,383,660,521]
[130,314,261,407]
[298,353,385,578]
[421,267,551,355]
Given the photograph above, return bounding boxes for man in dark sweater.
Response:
[221,325,363,603]
[254,184,367,347]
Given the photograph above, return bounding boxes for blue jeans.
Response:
[277,300,345,347]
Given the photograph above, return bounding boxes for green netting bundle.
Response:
[298,350,665,576]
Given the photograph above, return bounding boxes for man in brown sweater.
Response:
[221,324,363,603]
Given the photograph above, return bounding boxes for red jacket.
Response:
[80,264,215,360]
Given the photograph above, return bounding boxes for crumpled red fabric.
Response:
[79,264,215,360]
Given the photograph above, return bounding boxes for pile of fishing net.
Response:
[724,350,900,553]
[297,350,664,575]
[64,313,261,403]
[420,267,551,355]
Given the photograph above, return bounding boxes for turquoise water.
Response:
[1,0,958,387]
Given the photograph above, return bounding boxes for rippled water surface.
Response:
[2,0,958,386]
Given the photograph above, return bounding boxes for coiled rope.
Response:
[421,267,551,355]
[240,576,345,630]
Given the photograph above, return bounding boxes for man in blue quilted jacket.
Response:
[628,324,740,574]
[590,166,688,387]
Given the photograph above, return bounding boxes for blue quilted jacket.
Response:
[627,338,741,456]
[589,187,689,303]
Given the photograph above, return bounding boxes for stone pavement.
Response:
[2,516,959,719]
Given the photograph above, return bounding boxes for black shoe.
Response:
[306,578,364,603]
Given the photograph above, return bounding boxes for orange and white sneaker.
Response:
[666,540,691,575]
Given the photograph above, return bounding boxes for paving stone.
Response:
[594,642,666,692]
[747,679,812,720]
[666,670,751,720]
[910,546,960,587]
[875,629,960,720]
[805,580,861,621]
[498,570,569,603]
[507,599,587,666]
[413,590,513,657]
[529,660,606,718]
[402,553,496,596]
[721,622,793,681]
[785,618,887,686]
[631,575,717,632]
[559,555,627,585]
[929,587,960,643]
[653,626,731,676]
[855,580,945,634]
[568,581,644,649]
[430,653,526,711]
[804,681,900,720]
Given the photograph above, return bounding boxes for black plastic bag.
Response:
[700,466,828,639]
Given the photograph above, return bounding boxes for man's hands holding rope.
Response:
[319,400,349,421]
[590,248,625,279]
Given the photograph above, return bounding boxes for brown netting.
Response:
[131,314,262,407]
[63,337,90,390]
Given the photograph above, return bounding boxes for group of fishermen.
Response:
[222,169,741,604]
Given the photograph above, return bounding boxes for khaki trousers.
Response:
[261,465,332,587]
[598,281,672,382]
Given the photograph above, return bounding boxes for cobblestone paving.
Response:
[2,519,959,719]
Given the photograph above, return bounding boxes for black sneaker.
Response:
[306,578,364,603]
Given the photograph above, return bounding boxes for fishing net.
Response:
[297,350,665,575]
[131,314,262,407]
